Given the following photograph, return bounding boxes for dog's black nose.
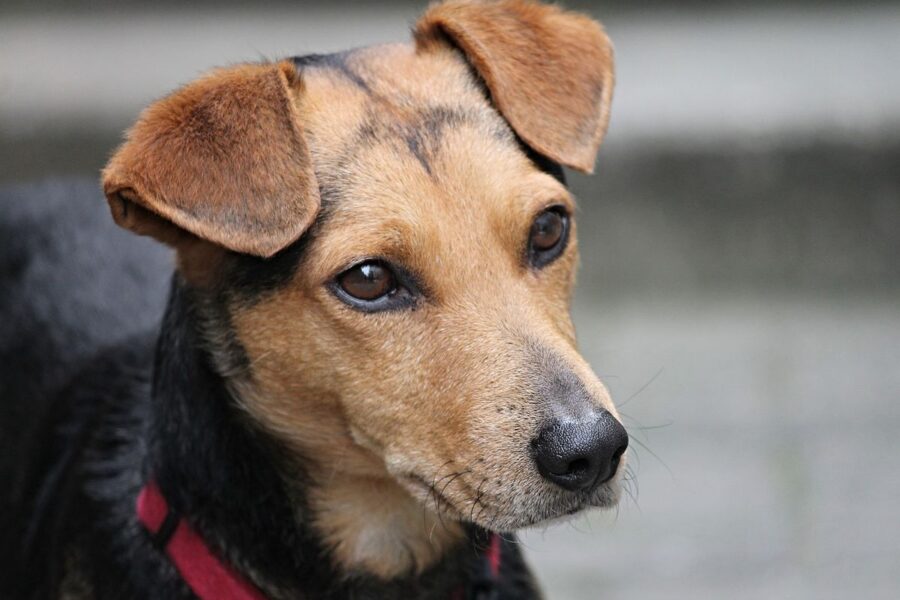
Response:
[531,411,628,492]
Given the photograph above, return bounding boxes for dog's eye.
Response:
[528,206,569,268]
[332,260,417,312]
[338,261,395,301]
[532,210,564,250]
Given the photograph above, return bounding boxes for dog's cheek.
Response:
[228,298,452,474]
[336,336,477,469]
[226,296,367,454]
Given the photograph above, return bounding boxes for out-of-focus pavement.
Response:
[2,3,899,598]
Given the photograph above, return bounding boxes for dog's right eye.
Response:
[332,260,416,312]
[338,261,394,300]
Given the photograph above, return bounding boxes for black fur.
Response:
[292,52,372,94]
[221,234,312,305]
[0,182,541,598]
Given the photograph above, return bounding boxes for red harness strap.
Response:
[485,532,502,579]
[137,480,502,600]
[136,480,267,600]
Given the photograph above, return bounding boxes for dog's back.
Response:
[0,180,171,584]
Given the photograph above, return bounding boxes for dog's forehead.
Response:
[296,43,491,127]
[306,43,480,96]
[289,42,568,282]
[295,43,519,178]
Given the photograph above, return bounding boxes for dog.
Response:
[0,0,626,597]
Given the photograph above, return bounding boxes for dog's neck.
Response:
[147,278,480,596]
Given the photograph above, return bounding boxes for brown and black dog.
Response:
[1,1,627,598]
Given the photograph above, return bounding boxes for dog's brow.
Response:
[350,105,511,177]
[292,51,372,93]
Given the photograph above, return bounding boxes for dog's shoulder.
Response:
[0,178,170,451]
[0,180,173,598]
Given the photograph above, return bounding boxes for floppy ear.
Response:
[102,61,319,258]
[415,0,614,173]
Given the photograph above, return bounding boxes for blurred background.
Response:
[2,1,899,598]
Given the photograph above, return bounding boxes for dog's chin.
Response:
[494,479,623,530]
[520,484,622,529]
[399,470,623,532]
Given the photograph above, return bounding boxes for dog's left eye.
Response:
[332,260,415,312]
[528,206,570,268]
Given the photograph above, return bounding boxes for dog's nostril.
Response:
[568,458,590,475]
[611,444,627,470]
[532,411,628,492]
[601,443,628,484]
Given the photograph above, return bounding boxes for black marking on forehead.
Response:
[352,105,507,178]
[418,106,473,141]
[291,51,371,93]
[401,106,470,176]
[405,132,432,176]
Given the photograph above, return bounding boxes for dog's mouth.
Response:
[399,468,622,531]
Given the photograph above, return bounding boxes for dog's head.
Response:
[103,0,625,578]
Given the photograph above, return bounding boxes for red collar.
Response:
[137,480,267,600]
[137,480,502,600]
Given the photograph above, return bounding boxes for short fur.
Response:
[1,1,624,598]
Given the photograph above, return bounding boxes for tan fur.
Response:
[415,0,615,172]
[103,61,319,258]
[102,0,621,581]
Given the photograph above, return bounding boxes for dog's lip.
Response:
[515,480,622,528]
[400,472,621,528]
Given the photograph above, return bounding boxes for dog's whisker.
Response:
[439,470,470,500]
[627,436,672,477]
[617,367,665,409]
[430,481,448,531]
[428,519,439,543]
[619,411,673,450]
[422,463,474,534]
[627,420,674,431]
[625,463,640,499]
[622,479,640,512]
[567,516,590,535]
[469,477,487,524]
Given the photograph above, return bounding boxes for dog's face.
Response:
[103,0,625,578]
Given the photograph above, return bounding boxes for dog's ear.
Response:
[415,0,614,173]
[102,61,319,258]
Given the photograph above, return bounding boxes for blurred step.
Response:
[1,4,900,143]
